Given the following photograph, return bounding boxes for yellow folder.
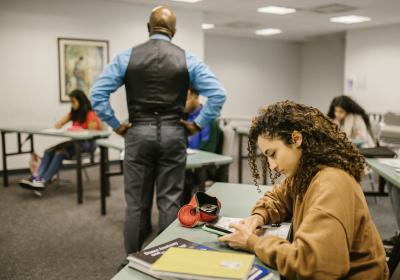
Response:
[151,247,255,280]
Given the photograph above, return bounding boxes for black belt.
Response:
[132,120,180,126]
[131,113,181,126]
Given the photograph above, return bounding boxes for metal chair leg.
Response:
[83,168,90,182]
[368,173,378,204]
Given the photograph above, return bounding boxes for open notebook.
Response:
[209,217,291,240]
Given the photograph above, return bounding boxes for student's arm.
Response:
[185,52,226,129]
[86,112,102,131]
[250,178,294,224]
[54,113,71,129]
[90,48,131,130]
[340,114,354,139]
[248,209,350,278]
[220,179,295,248]
[87,120,101,131]
[352,114,370,142]
[247,174,354,279]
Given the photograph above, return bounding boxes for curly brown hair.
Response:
[248,100,365,196]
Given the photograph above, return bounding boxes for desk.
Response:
[111,182,279,280]
[0,126,110,203]
[97,137,233,215]
[366,158,400,190]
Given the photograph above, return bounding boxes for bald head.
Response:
[148,6,176,38]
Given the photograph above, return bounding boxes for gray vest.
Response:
[124,39,190,121]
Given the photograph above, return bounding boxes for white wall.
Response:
[205,35,301,118]
[345,23,400,113]
[204,35,301,183]
[299,34,345,113]
[0,0,203,170]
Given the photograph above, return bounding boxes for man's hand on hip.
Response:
[114,123,133,137]
[180,119,201,136]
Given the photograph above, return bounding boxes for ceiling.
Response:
[114,0,400,42]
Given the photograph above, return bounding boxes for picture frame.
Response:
[58,38,109,103]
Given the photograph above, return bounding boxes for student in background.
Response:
[184,88,210,149]
[328,95,375,147]
[219,101,388,279]
[182,88,210,203]
[182,88,225,203]
[19,89,101,192]
[183,87,223,153]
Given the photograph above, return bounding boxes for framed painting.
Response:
[58,38,109,102]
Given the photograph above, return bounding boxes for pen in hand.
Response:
[257,224,281,230]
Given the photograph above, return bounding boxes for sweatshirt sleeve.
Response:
[248,173,355,279]
[247,208,351,279]
[251,178,294,224]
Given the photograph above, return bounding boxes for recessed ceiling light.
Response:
[171,0,202,3]
[255,28,282,36]
[201,23,215,30]
[330,15,371,24]
[257,6,296,15]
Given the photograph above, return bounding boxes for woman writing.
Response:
[219,101,388,279]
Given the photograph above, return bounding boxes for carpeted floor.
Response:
[0,166,158,280]
[0,165,398,280]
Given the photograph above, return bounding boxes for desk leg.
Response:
[198,167,207,192]
[378,176,386,195]
[218,165,229,183]
[30,134,34,153]
[1,132,8,187]
[75,141,83,204]
[100,146,108,215]
[105,147,110,197]
[238,134,243,183]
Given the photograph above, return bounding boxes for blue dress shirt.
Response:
[90,34,226,129]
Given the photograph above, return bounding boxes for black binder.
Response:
[359,147,397,158]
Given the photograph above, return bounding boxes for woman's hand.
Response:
[54,114,71,129]
[218,223,253,251]
[240,215,264,233]
[54,122,62,129]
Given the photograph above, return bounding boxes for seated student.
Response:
[182,88,212,203]
[328,95,375,147]
[184,88,211,150]
[219,101,389,279]
[19,89,101,191]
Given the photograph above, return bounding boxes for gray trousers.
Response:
[388,183,400,230]
[123,124,187,254]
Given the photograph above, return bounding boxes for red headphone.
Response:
[178,192,221,228]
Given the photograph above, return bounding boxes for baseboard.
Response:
[0,160,121,177]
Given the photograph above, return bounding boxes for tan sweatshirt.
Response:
[247,167,389,280]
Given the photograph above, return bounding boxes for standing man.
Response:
[91,6,226,255]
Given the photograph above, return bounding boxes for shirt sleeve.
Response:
[352,115,369,142]
[247,209,351,279]
[90,48,131,129]
[185,52,226,128]
[251,178,294,224]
